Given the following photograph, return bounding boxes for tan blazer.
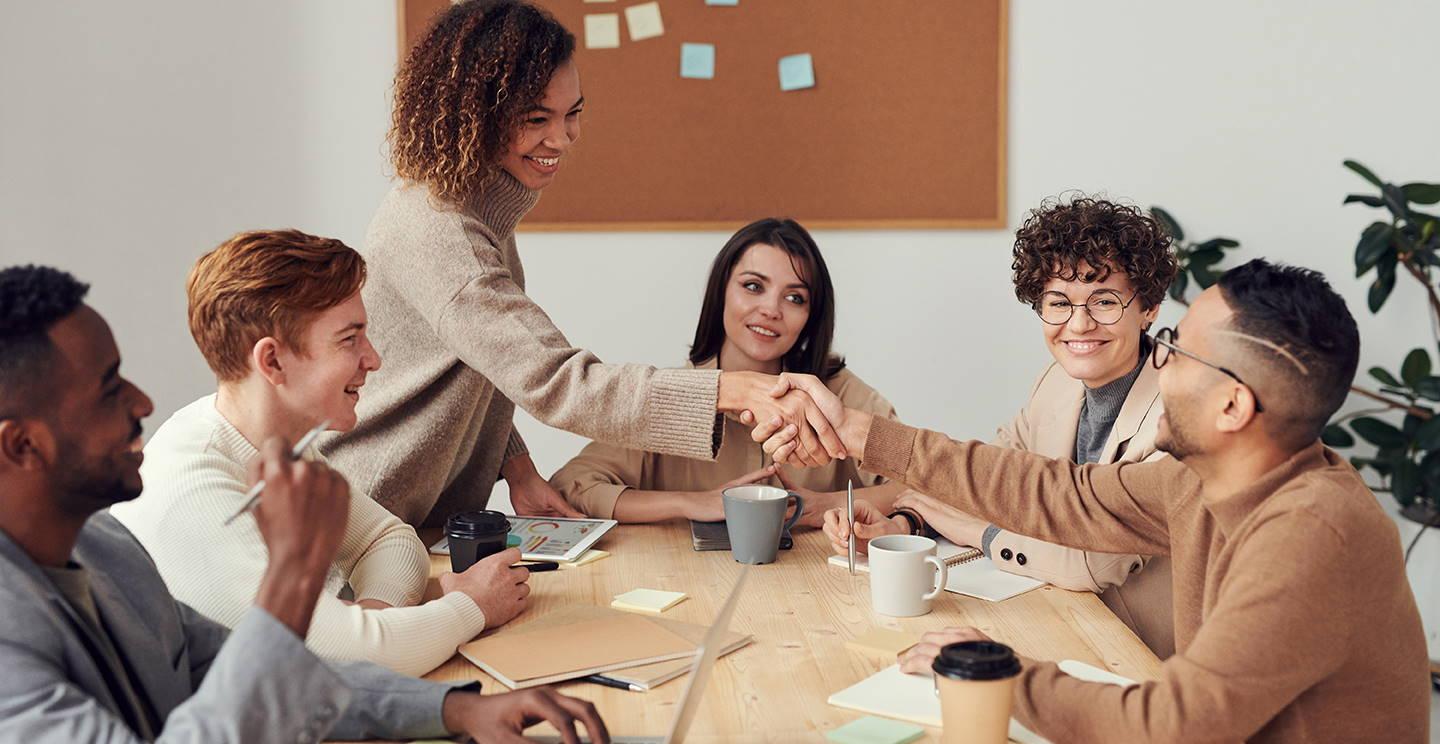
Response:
[550,359,897,517]
[990,360,1175,658]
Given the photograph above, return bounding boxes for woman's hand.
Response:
[688,465,779,522]
[821,500,905,556]
[898,627,996,676]
[893,490,990,548]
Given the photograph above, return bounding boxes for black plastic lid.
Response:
[932,641,1022,681]
[445,510,511,540]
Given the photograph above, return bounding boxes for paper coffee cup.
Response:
[933,641,1022,744]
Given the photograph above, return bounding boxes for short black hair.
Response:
[1217,259,1359,446]
[0,265,90,416]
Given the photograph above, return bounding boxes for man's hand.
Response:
[893,491,990,548]
[249,437,351,638]
[821,500,905,556]
[748,373,872,467]
[441,688,610,744]
[720,371,846,468]
[503,454,585,517]
[438,547,531,629]
[898,627,995,676]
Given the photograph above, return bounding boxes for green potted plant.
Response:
[1149,206,1242,306]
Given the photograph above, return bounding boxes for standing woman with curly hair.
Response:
[823,195,1181,658]
[323,0,844,528]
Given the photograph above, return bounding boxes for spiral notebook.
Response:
[826,538,1043,602]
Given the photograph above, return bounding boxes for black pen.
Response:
[518,561,561,572]
[580,673,642,692]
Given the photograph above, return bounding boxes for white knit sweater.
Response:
[111,395,486,676]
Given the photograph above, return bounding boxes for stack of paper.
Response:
[458,614,696,689]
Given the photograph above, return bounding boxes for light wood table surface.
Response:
[416,524,1162,742]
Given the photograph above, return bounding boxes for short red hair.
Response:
[187,229,366,382]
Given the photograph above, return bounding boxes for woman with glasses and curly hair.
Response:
[826,195,1180,657]
[322,0,845,529]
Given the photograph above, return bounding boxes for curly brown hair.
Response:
[1011,195,1178,310]
[390,0,575,204]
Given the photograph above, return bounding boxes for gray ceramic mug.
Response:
[722,485,805,564]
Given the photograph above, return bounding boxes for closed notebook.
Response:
[826,661,1135,743]
[458,614,696,689]
[827,538,1044,602]
[490,605,753,691]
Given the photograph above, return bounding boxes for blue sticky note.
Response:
[680,42,715,80]
[826,716,925,744]
[706,0,739,5]
[778,53,815,91]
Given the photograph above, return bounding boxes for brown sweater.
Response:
[549,359,897,517]
[862,416,1429,743]
[322,174,723,527]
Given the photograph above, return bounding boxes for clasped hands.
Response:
[722,371,869,468]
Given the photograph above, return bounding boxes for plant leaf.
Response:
[1417,415,1440,451]
[1344,159,1385,188]
[1355,222,1394,275]
[1322,423,1356,448]
[1403,183,1440,205]
[1168,271,1189,303]
[1189,247,1225,266]
[1192,264,1220,289]
[1402,348,1433,387]
[1392,459,1421,506]
[1422,450,1440,487]
[1416,376,1440,401]
[1368,256,1397,312]
[1370,366,1403,386]
[1383,183,1411,222]
[1150,206,1184,242]
[1350,416,1409,448]
[1344,194,1386,208]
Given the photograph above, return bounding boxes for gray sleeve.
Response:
[325,662,479,741]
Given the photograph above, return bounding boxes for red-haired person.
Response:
[112,230,528,676]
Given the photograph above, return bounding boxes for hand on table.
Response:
[893,490,990,549]
[898,627,996,676]
[722,370,846,468]
[821,500,906,555]
[689,465,779,522]
[774,468,832,528]
[504,454,585,518]
[442,687,610,744]
[438,547,531,629]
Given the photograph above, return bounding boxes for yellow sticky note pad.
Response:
[846,627,918,658]
[612,588,687,615]
[560,549,610,569]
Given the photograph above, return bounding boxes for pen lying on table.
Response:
[223,420,331,526]
[518,561,561,572]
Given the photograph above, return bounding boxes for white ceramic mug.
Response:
[868,534,949,617]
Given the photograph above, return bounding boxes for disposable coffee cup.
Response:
[932,641,1022,744]
[446,510,511,573]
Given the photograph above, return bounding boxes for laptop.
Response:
[534,566,751,744]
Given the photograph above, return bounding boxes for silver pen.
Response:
[223,420,331,526]
[847,479,856,575]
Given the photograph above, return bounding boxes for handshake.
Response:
[719,371,873,468]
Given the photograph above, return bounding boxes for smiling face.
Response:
[268,292,380,433]
[717,243,812,374]
[1039,262,1159,388]
[498,60,583,191]
[45,305,154,509]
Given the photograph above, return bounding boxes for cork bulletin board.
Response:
[398,0,1007,231]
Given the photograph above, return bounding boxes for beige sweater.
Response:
[111,396,487,676]
[323,174,722,527]
[550,359,897,517]
[862,416,1429,743]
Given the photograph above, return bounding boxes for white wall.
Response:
[4,0,1439,478]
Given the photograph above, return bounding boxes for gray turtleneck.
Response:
[1074,352,1147,464]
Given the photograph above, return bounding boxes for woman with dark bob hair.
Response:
[550,218,904,525]
[323,0,845,529]
[824,195,1182,658]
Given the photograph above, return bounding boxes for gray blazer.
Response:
[0,512,472,743]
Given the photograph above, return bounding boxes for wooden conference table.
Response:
[400,522,1162,743]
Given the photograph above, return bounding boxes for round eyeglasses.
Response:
[1151,327,1265,413]
[1033,289,1138,326]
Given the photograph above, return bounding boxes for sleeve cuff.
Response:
[573,483,627,520]
[643,368,723,461]
[981,524,1003,558]
[504,427,529,462]
[860,416,917,481]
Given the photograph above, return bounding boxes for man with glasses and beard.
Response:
[779,259,1428,742]
[0,265,609,743]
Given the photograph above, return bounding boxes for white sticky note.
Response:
[625,2,664,42]
[779,53,815,91]
[680,43,715,80]
[612,588,687,615]
[706,0,739,5]
[584,14,620,50]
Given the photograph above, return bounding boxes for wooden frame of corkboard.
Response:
[397,0,1007,232]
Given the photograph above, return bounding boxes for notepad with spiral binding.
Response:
[827,537,1043,602]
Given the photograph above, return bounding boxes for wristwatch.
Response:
[887,507,923,536]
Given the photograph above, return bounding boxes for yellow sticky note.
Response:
[559,549,610,569]
[584,14,620,50]
[612,588,687,615]
[846,627,918,658]
[624,2,664,41]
